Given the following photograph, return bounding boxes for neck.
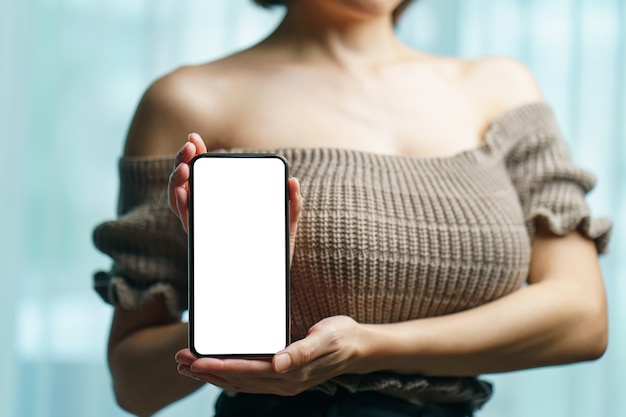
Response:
[265,1,405,68]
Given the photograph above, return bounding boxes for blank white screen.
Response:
[191,156,288,356]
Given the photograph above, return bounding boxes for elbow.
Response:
[112,386,155,417]
[583,314,608,361]
[110,370,159,417]
[571,299,608,362]
[108,346,157,417]
[113,387,144,417]
[583,290,609,361]
[548,269,609,364]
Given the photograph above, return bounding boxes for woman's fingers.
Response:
[169,162,190,231]
[188,132,208,154]
[175,348,274,374]
[168,133,208,229]
[190,357,274,374]
[175,141,197,167]
[168,142,194,218]
[175,348,196,365]
[175,186,189,233]
[179,367,232,388]
[178,364,284,394]
[288,177,303,266]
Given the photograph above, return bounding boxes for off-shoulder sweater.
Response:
[92,103,611,409]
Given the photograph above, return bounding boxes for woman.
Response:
[93,0,611,416]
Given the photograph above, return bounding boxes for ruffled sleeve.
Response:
[92,156,188,316]
[488,103,611,253]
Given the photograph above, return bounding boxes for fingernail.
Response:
[179,370,199,381]
[274,353,292,373]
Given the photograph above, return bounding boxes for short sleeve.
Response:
[490,103,611,253]
[92,156,188,316]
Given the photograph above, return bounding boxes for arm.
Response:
[174,230,607,396]
[363,57,607,375]
[107,69,217,416]
[110,68,305,412]
[108,301,204,417]
[360,229,608,376]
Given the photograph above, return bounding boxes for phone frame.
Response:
[188,153,291,358]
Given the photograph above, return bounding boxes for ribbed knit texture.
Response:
[92,102,611,409]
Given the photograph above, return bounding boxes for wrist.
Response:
[354,321,430,375]
[349,322,403,375]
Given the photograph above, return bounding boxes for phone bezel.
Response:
[188,153,291,358]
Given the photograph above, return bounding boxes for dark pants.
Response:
[214,389,474,417]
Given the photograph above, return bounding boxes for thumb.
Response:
[273,339,312,373]
[273,328,329,373]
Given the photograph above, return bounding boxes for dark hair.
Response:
[252,0,416,24]
[253,0,285,6]
[392,0,415,23]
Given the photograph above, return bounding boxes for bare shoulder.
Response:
[123,64,226,157]
[461,56,544,117]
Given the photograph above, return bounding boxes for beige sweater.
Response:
[93,102,610,409]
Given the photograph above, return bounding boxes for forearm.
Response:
[109,321,204,417]
[360,277,607,377]
[166,233,606,397]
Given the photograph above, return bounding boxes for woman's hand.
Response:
[168,133,304,266]
[168,132,208,233]
[175,315,368,395]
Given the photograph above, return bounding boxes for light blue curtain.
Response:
[1,1,623,416]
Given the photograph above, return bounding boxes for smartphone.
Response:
[188,154,290,357]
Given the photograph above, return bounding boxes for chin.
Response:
[328,0,403,19]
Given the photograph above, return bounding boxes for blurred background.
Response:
[0,0,624,416]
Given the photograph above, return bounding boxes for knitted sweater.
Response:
[93,102,611,409]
